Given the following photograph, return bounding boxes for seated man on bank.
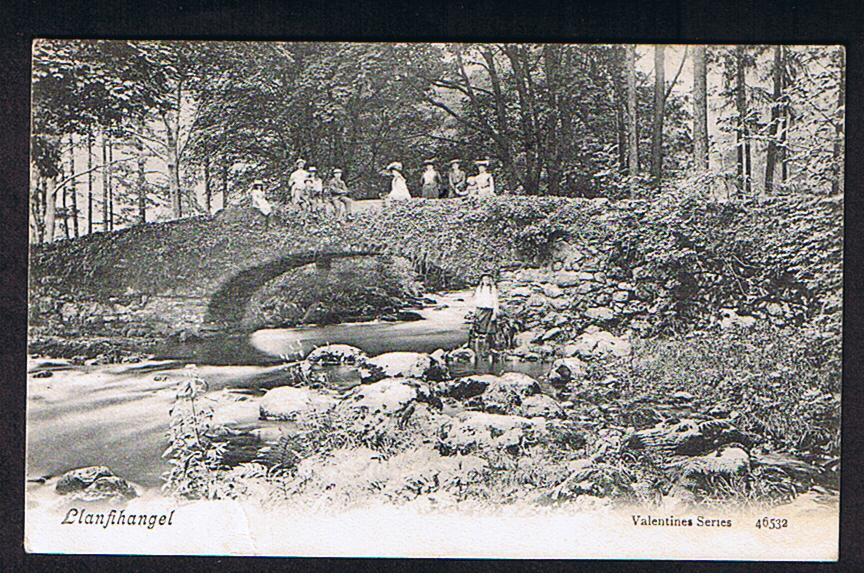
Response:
[326,168,353,218]
[308,166,325,211]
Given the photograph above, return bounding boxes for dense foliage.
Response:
[31,42,844,243]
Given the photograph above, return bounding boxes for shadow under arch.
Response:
[205,250,379,332]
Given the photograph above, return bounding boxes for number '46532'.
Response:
[756,517,788,530]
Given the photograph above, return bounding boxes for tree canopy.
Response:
[30,41,845,243]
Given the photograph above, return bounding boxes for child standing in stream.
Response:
[471,274,500,357]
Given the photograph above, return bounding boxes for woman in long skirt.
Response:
[420,159,441,199]
[384,161,411,206]
[471,274,500,355]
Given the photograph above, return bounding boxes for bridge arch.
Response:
[204,250,379,331]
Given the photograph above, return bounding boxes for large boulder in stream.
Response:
[438,374,498,400]
[358,351,449,383]
[55,466,138,501]
[472,372,542,415]
[546,357,588,389]
[306,344,367,366]
[259,386,337,421]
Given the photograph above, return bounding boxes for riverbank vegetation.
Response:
[160,318,838,511]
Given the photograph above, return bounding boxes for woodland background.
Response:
[30,42,845,243]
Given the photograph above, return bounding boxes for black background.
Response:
[1,0,863,571]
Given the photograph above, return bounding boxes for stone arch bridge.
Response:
[29,199,546,336]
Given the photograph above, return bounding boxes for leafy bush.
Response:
[162,365,228,499]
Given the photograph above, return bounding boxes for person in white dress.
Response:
[289,158,309,206]
[474,159,495,196]
[384,161,411,205]
[250,180,272,216]
[471,274,500,352]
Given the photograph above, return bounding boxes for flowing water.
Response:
[26,290,548,489]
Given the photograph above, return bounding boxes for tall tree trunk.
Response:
[764,46,783,195]
[832,48,846,196]
[136,141,147,224]
[779,49,788,186]
[44,174,57,242]
[87,131,94,235]
[68,134,79,237]
[204,152,212,214]
[102,133,109,232]
[613,47,627,172]
[735,46,751,197]
[221,162,229,209]
[30,175,45,244]
[108,138,114,231]
[692,45,709,173]
[60,165,69,239]
[168,159,181,218]
[626,45,639,188]
[651,45,666,189]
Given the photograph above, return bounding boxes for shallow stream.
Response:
[26,290,548,488]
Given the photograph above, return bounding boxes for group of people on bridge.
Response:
[248,157,497,217]
[383,158,496,204]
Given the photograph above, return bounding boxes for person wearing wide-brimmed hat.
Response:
[288,158,309,191]
[306,166,324,210]
[446,159,466,198]
[474,159,495,196]
[249,180,273,217]
[326,168,353,218]
[419,158,442,199]
[289,158,309,207]
[383,161,411,205]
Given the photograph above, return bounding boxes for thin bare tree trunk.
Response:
[87,130,94,235]
[60,165,69,239]
[764,46,782,195]
[735,46,751,197]
[222,162,229,209]
[68,134,79,237]
[137,141,147,224]
[777,46,789,186]
[108,138,114,231]
[204,151,212,214]
[651,45,666,188]
[44,174,57,242]
[626,45,639,188]
[692,46,709,173]
[102,133,109,232]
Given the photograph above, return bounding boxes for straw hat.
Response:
[295,158,306,166]
[422,158,436,166]
[385,161,403,171]
[474,159,490,167]
[449,159,462,165]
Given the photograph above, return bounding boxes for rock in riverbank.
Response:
[259,387,337,421]
[55,466,138,502]
[358,351,449,383]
